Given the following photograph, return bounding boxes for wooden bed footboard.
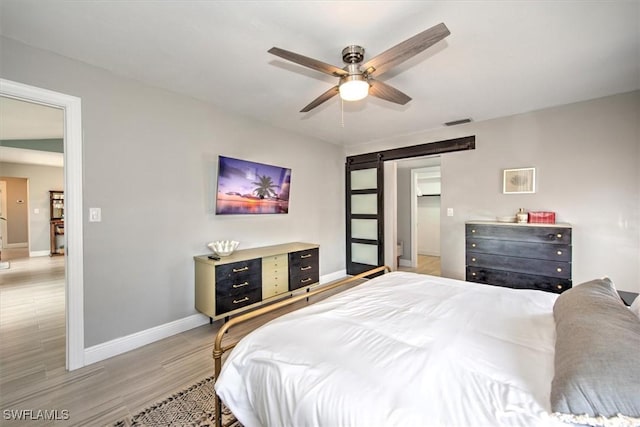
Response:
[212,265,391,427]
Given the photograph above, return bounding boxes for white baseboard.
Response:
[418,251,440,257]
[320,269,347,284]
[84,269,347,366]
[30,250,50,257]
[399,258,412,267]
[6,242,27,248]
[84,313,210,366]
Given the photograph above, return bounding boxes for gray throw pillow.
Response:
[551,278,640,426]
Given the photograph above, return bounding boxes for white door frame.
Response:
[0,180,7,250]
[0,78,85,370]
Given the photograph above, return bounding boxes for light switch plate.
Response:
[89,207,101,222]
[447,208,454,217]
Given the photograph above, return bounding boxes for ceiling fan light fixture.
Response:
[339,76,369,101]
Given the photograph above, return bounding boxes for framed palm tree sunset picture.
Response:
[215,156,291,214]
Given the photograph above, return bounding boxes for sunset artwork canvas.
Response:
[215,156,291,214]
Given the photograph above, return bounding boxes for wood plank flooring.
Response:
[0,252,361,426]
[397,254,441,276]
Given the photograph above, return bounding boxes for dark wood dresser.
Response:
[465,221,572,294]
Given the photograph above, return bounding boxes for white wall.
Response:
[0,37,346,347]
[347,91,640,293]
[0,162,63,254]
[417,196,440,256]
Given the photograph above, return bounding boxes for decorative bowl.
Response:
[496,216,516,223]
[207,240,239,257]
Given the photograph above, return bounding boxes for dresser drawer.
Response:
[262,253,287,267]
[216,258,261,282]
[215,258,261,297]
[288,248,318,269]
[466,253,571,279]
[466,224,571,244]
[216,287,262,314]
[262,254,289,299]
[466,239,571,262]
[289,248,319,291]
[466,266,571,294]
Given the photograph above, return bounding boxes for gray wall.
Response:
[1,162,64,252]
[348,91,640,293]
[1,37,346,347]
[396,168,411,262]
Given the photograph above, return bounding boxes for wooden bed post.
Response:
[211,265,391,427]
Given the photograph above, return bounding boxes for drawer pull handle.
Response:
[472,272,477,276]
[232,266,249,273]
[557,267,562,272]
[232,281,249,288]
[557,250,563,255]
[301,277,312,283]
[471,243,476,247]
[301,266,312,271]
[471,229,476,233]
[233,297,249,304]
[556,284,563,290]
[301,254,312,259]
[471,257,476,262]
[557,233,563,238]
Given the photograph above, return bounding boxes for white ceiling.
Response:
[1,1,638,147]
[0,96,64,140]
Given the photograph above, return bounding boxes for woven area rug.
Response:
[113,376,242,427]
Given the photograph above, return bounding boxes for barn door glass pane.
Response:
[350,169,377,190]
[351,243,378,265]
[351,194,377,215]
[351,219,377,240]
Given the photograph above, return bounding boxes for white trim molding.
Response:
[29,250,50,257]
[319,269,347,284]
[0,78,85,370]
[5,242,28,248]
[84,314,210,366]
[83,269,349,365]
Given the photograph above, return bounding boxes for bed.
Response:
[213,268,640,427]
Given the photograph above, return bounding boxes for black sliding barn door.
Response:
[345,157,384,276]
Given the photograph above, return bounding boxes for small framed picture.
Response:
[503,167,535,194]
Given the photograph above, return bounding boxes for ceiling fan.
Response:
[268,22,450,113]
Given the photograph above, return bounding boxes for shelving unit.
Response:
[49,190,64,256]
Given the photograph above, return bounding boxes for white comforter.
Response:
[215,272,567,427]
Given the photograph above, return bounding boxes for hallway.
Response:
[397,254,441,276]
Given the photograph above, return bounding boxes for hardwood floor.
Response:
[397,254,441,276]
[0,253,360,426]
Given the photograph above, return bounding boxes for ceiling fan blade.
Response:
[361,23,450,77]
[300,86,340,112]
[268,47,348,77]
[369,80,412,105]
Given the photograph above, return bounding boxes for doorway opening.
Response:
[394,156,441,276]
[0,78,84,370]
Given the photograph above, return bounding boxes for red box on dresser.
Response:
[528,211,556,224]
